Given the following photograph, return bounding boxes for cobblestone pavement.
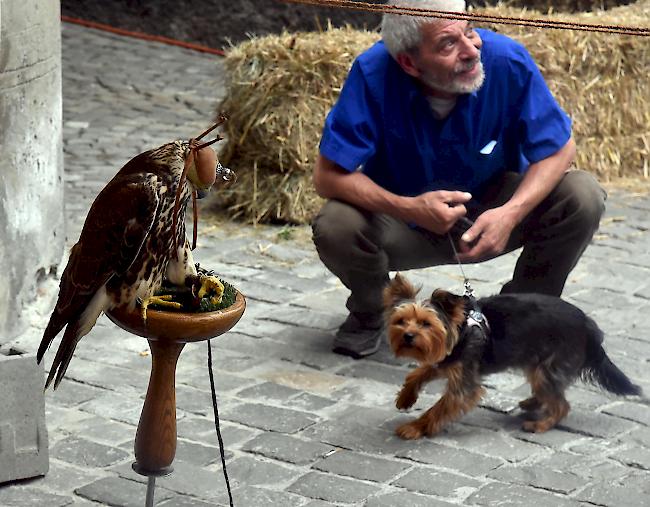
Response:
[3,22,650,507]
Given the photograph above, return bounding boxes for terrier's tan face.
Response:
[383,274,465,364]
[386,302,449,363]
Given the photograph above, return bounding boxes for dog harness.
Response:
[463,296,491,342]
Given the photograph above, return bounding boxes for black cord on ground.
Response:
[208,339,234,507]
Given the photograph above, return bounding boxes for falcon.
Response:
[37,122,233,390]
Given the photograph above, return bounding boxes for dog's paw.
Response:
[522,420,553,433]
[396,389,418,410]
[518,396,542,411]
[396,421,426,440]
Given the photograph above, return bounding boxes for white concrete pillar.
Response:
[0,0,64,339]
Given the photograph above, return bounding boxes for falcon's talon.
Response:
[140,294,183,322]
[197,275,224,305]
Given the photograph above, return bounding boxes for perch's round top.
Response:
[106,291,246,343]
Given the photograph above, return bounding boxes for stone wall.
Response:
[0,0,64,340]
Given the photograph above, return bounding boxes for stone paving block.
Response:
[434,426,546,463]
[242,432,335,465]
[287,471,380,504]
[51,436,130,468]
[226,455,301,488]
[252,268,332,293]
[77,390,143,426]
[303,500,346,507]
[43,405,95,436]
[456,406,522,432]
[158,495,217,507]
[602,401,650,426]
[534,451,630,481]
[290,289,348,316]
[215,485,305,507]
[222,402,319,433]
[173,438,231,467]
[235,278,302,304]
[392,466,482,499]
[257,243,314,264]
[243,358,343,391]
[75,476,174,507]
[46,380,105,408]
[395,442,504,477]
[177,417,258,447]
[565,386,618,410]
[609,446,650,471]
[177,360,257,394]
[330,378,400,408]
[556,408,638,438]
[366,490,457,507]
[54,356,148,391]
[64,415,135,447]
[303,405,428,456]
[230,317,289,339]
[113,460,229,502]
[0,349,49,483]
[576,481,650,507]
[174,384,221,417]
[213,333,318,368]
[629,426,650,447]
[487,465,586,495]
[0,486,73,507]
[621,471,650,493]
[260,307,340,331]
[514,426,587,449]
[285,392,337,412]
[313,449,411,483]
[335,361,408,387]
[31,460,102,496]
[466,482,579,506]
[235,380,303,401]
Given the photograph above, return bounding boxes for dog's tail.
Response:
[581,317,642,396]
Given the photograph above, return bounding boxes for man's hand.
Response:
[457,205,518,262]
[409,190,473,234]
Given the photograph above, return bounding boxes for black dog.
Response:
[384,274,642,439]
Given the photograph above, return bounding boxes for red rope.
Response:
[61,15,227,56]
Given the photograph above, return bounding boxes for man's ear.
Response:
[395,51,421,79]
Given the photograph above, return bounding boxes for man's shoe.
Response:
[332,312,385,359]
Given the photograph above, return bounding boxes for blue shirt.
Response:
[319,29,572,197]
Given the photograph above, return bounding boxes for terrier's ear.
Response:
[383,273,420,309]
[430,289,463,316]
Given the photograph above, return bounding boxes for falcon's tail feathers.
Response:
[37,312,67,364]
[42,287,111,390]
[44,322,81,390]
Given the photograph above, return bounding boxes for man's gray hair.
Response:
[381,0,467,59]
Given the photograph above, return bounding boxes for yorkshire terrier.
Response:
[384,273,642,440]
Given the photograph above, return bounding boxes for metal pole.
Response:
[145,476,156,507]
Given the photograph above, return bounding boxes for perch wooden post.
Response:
[106,292,246,477]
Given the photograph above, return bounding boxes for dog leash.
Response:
[446,232,490,334]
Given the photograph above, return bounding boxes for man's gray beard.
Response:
[421,59,485,96]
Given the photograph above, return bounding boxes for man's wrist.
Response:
[501,201,527,226]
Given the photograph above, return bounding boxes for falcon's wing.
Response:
[37,175,162,362]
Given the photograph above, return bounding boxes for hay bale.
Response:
[495,0,637,13]
[216,27,378,224]
[215,1,649,224]
[479,0,649,182]
[477,0,637,12]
